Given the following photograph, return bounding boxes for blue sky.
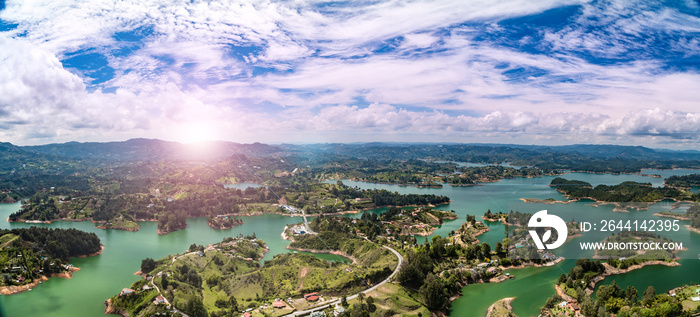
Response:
[0,0,699,147]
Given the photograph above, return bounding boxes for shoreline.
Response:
[585,260,680,294]
[521,194,684,212]
[77,244,105,258]
[485,297,515,317]
[653,212,690,220]
[685,224,700,234]
[0,266,82,295]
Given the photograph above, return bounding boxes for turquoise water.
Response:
[1,170,699,316]
[329,171,700,316]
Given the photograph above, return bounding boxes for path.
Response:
[150,276,188,317]
[286,245,403,316]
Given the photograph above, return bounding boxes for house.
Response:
[120,288,135,296]
[153,295,166,305]
[334,304,346,316]
[241,312,252,317]
[272,300,286,309]
[304,292,319,301]
[567,301,581,314]
[310,312,324,317]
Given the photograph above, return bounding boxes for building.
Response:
[304,292,319,301]
[153,295,166,305]
[310,312,324,317]
[120,288,135,296]
[272,300,286,309]
[334,304,346,316]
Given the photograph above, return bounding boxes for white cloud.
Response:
[1,0,699,147]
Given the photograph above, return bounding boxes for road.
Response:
[287,245,404,316]
[150,276,188,317]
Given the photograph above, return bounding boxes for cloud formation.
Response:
[0,0,699,147]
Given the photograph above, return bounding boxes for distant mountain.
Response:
[0,142,80,177]
[6,139,700,173]
[279,143,700,162]
[22,138,284,161]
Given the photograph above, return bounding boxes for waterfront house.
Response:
[120,288,135,296]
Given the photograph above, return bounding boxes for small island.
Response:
[206,215,243,230]
[522,178,697,212]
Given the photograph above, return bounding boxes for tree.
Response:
[495,241,503,255]
[141,258,156,274]
[481,242,491,258]
[357,292,365,304]
[557,273,567,285]
[184,296,208,317]
[642,286,656,307]
[596,280,621,303]
[366,296,376,313]
[420,273,448,310]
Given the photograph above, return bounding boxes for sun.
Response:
[178,122,216,144]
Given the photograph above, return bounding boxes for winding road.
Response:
[287,245,404,316]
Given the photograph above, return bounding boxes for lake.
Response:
[1,169,699,317]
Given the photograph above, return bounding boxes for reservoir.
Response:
[1,169,699,316]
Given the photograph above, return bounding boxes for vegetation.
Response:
[687,204,700,229]
[595,231,681,260]
[547,259,694,317]
[551,177,693,203]
[0,227,101,288]
[665,174,700,189]
[111,230,396,317]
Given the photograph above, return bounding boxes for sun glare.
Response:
[179,122,216,144]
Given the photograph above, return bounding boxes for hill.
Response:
[23,138,284,161]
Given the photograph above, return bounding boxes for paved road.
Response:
[287,245,403,316]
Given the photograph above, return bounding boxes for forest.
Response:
[551,178,690,202]
[665,174,700,188]
[0,227,102,288]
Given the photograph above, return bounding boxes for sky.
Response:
[0,0,699,148]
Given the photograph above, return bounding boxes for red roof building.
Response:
[272,300,286,308]
[304,292,319,301]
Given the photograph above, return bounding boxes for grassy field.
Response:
[0,233,18,248]
[360,283,430,317]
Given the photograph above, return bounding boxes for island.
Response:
[543,259,692,317]
[522,177,698,212]
[0,227,102,295]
